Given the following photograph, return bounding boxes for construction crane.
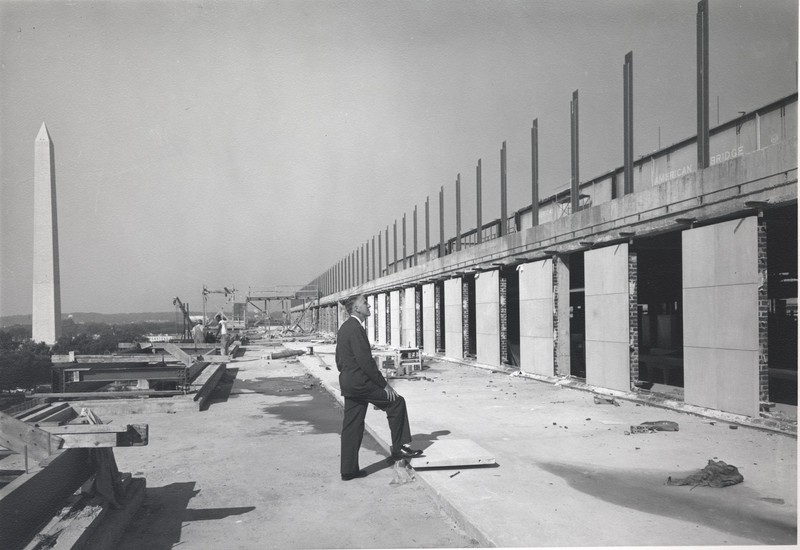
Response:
[172,297,193,340]
[202,285,237,325]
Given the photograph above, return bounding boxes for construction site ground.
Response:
[112,335,797,548]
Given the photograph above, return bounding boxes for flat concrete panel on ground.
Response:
[684,347,760,416]
[518,260,554,376]
[444,278,463,360]
[585,244,630,391]
[402,287,416,348]
[475,270,500,366]
[682,218,760,416]
[390,290,401,347]
[413,438,496,469]
[422,283,436,355]
[376,293,387,345]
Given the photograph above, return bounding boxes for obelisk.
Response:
[32,122,62,344]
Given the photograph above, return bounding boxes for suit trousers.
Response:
[340,387,412,475]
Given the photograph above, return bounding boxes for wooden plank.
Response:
[11,402,51,420]
[58,432,118,448]
[160,343,194,366]
[192,364,226,410]
[411,439,496,469]
[36,405,77,425]
[41,424,149,447]
[0,412,64,461]
[17,402,71,423]
[31,390,184,399]
[0,448,94,550]
[52,355,177,364]
[186,360,209,381]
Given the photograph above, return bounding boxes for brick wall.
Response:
[628,251,639,387]
[500,274,508,364]
[758,218,769,403]
[462,279,470,358]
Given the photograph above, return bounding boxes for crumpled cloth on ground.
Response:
[667,459,744,488]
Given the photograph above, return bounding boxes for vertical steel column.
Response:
[439,186,445,258]
[500,142,508,236]
[361,243,365,284]
[378,231,383,278]
[476,159,483,244]
[531,119,539,227]
[393,220,398,273]
[623,52,634,195]
[570,90,580,213]
[413,205,418,266]
[697,0,710,170]
[371,236,376,281]
[385,226,389,275]
[456,174,462,251]
[402,214,407,269]
[425,197,431,261]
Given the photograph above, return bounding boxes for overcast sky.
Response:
[1,0,796,317]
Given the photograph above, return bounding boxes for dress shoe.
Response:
[341,469,368,481]
[391,445,424,460]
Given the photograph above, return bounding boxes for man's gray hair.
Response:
[341,294,363,315]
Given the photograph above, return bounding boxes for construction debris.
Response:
[667,459,744,488]
[593,395,619,406]
[628,420,680,434]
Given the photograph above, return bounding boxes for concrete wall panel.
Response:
[444,278,463,360]
[376,293,387,345]
[390,290,401,348]
[402,287,416,348]
[366,295,376,345]
[684,348,760,416]
[683,285,758,350]
[585,340,630,390]
[518,260,554,376]
[585,244,630,391]
[422,283,436,355]
[476,270,500,366]
[683,217,759,288]
[682,217,760,416]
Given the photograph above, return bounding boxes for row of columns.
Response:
[313,213,765,418]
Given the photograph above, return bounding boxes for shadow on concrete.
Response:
[411,429,451,452]
[537,461,796,545]
[118,481,256,550]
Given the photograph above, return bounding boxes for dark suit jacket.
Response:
[336,316,387,398]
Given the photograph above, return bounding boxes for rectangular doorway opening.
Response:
[635,231,684,398]
[466,275,477,358]
[570,252,586,378]
[502,266,520,367]
[767,205,798,408]
[435,281,445,354]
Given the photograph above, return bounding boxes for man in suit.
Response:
[336,294,423,481]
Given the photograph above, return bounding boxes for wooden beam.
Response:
[0,412,64,461]
[31,390,184,399]
[0,448,94,550]
[192,364,226,410]
[161,343,193,366]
